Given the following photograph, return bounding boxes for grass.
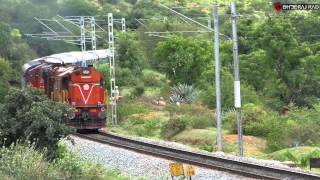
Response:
[0,143,130,180]
[144,87,161,97]
[170,128,261,154]
[110,111,169,138]
[116,82,269,157]
[120,86,134,97]
[142,69,166,87]
[172,128,217,145]
[266,146,320,169]
[115,70,273,161]
[117,100,153,123]
[269,146,320,160]
[222,134,267,157]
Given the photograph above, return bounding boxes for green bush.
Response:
[164,104,215,129]
[266,118,289,152]
[122,117,160,137]
[50,143,128,180]
[0,58,13,102]
[116,67,139,86]
[183,115,214,129]
[161,115,187,139]
[223,103,271,136]
[159,82,171,99]
[142,69,166,87]
[0,143,129,180]
[165,104,214,119]
[269,147,320,168]
[96,63,141,88]
[0,143,49,180]
[199,144,213,152]
[130,83,145,98]
[142,118,161,136]
[300,149,320,168]
[130,118,160,137]
[198,66,263,109]
[0,88,74,158]
[266,104,320,152]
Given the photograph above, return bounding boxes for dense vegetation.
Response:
[0,143,128,179]
[0,0,320,171]
[0,88,74,158]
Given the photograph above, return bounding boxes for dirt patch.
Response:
[224,134,258,144]
[130,112,161,120]
[224,134,266,156]
[141,113,161,119]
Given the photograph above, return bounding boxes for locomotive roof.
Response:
[56,66,75,77]
[23,49,110,72]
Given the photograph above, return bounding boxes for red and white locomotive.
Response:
[23,50,109,129]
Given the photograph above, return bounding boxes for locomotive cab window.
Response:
[82,69,90,75]
[100,78,105,88]
[62,77,69,90]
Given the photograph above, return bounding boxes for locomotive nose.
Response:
[98,111,106,119]
[81,109,89,120]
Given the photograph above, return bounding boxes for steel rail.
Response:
[74,132,320,180]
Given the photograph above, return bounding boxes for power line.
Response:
[243,34,320,39]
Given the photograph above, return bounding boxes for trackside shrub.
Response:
[266,105,320,152]
[0,143,49,180]
[142,69,166,87]
[50,143,129,180]
[161,114,186,139]
[0,143,129,180]
[122,117,160,137]
[183,115,214,129]
[224,103,271,136]
[130,83,145,98]
[199,144,213,152]
[0,88,74,158]
[164,104,215,129]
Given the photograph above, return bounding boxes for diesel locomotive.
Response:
[22,50,110,129]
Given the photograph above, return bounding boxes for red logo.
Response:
[274,3,283,11]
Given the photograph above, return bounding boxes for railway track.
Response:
[74,132,320,180]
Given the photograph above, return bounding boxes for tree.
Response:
[155,35,212,84]
[197,66,261,109]
[0,88,74,158]
[0,22,13,59]
[116,33,146,74]
[58,0,98,16]
[0,58,12,102]
[248,17,318,107]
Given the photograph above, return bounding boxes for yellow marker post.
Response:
[169,162,184,179]
[185,165,195,179]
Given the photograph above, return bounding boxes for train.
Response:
[22,50,110,129]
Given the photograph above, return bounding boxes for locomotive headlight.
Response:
[83,84,90,91]
[82,69,90,75]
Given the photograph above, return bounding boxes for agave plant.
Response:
[169,94,183,104]
[169,83,198,104]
